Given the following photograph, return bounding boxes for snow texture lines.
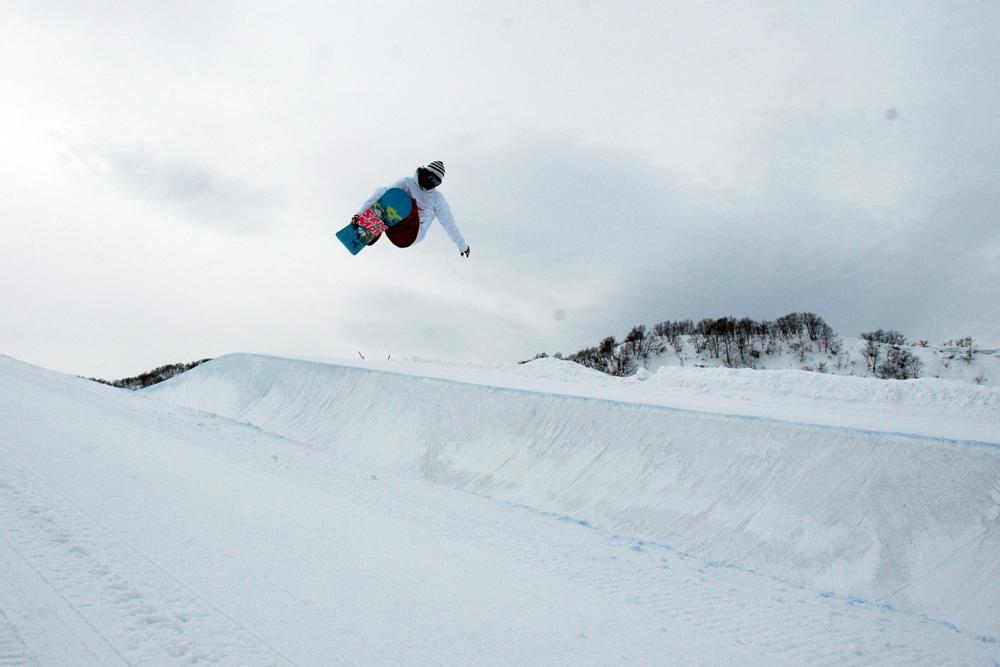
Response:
[313,472,997,666]
[0,451,293,667]
[0,610,38,667]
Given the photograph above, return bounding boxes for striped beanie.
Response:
[424,160,446,181]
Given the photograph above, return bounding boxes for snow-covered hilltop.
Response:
[537,313,998,386]
[2,352,999,664]
[641,334,998,384]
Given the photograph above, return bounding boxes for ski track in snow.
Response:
[0,451,291,666]
[1,354,999,664]
[0,608,40,667]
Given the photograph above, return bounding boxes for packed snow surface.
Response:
[2,352,999,665]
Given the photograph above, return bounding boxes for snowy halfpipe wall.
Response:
[147,354,1000,637]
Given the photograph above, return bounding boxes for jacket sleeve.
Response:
[355,178,411,216]
[356,187,387,216]
[434,197,467,251]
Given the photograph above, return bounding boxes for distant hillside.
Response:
[529,312,997,385]
[88,359,212,390]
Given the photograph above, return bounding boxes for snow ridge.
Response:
[148,353,1000,639]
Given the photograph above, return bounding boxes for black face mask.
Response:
[420,169,441,190]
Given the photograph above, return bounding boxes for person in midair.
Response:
[353,161,471,257]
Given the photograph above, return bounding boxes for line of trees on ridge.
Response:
[87,359,212,390]
[527,312,929,381]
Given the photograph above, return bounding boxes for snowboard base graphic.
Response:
[336,188,413,255]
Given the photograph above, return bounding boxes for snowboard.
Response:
[336,188,414,255]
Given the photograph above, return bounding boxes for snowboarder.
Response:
[353,161,471,257]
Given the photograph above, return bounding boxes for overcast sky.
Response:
[2,1,998,378]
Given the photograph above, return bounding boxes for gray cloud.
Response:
[69,145,280,234]
[607,103,1000,345]
[447,117,1000,353]
[452,132,690,267]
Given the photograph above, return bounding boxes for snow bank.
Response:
[277,352,1000,442]
[147,353,1000,637]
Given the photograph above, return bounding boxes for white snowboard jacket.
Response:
[356,173,467,252]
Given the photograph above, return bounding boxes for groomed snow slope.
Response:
[148,353,1000,639]
[3,353,1000,664]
